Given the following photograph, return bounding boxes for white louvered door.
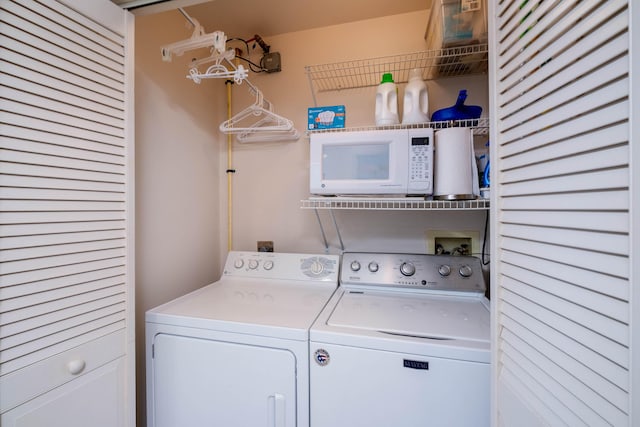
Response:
[490,1,635,426]
[0,0,134,425]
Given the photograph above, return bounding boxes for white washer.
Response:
[310,252,490,427]
[146,251,339,427]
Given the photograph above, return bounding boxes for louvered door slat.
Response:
[502,169,628,197]
[0,221,126,237]
[1,112,124,147]
[501,305,629,394]
[501,190,628,211]
[501,274,627,345]
[0,211,125,226]
[1,298,126,346]
[501,237,627,280]
[0,48,123,110]
[0,162,125,184]
[501,291,628,373]
[1,275,125,310]
[2,84,124,129]
[9,0,124,64]
[2,248,125,276]
[493,6,632,421]
[500,1,626,101]
[0,138,125,166]
[501,317,628,412]
[501,101,629,158]
[1,99,124,139]
[501,73,627,145]
[0,266,125,300]
[501,224,628,257]
[0,0,131,390]
[501,251,628,301]
[0,175,124,193]
[500,342,616,427]
[503,143,628,181]
[1,124,125,156]
[1,230,126,251]
[2,2,124,86]
[1,239,126,263]
[0,150,124,175]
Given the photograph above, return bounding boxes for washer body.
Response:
[309,252,490,427]
[146,251,339,427]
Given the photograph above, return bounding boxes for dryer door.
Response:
[151,334,296,427]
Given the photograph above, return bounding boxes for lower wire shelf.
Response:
[301,197,490,211]
[301,197,490,252]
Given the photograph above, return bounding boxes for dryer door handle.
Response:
[268,393,286,427]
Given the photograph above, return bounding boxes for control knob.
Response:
[350,261,361,272]
[438,264,451,277]
[234,259,244,269]
[368,262,379,273]
[309,260,324,275]
[459,265,473,277]
[248,259,259,270]
[263,260,274,270]
[400,262,415,277]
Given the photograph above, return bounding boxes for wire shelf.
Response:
[305,44,488,94]
[301,197,490,211]
[305,117,490,136]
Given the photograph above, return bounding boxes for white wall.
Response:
[216,10,490,260]
[134,10,223,425]
[134,7,490,424]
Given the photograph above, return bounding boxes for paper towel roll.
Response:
[433,127,477,200]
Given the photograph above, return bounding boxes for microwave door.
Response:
[309,130,408,195]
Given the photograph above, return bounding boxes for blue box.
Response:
[308,105,345,130]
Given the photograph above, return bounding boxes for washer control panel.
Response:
[340,252,486,293]
[224,251,339,282]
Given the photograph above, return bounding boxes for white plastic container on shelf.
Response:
[375,73,399,126]
[402,68,429,124]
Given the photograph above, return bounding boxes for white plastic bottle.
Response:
[402,68,429,124]
[375,73,399,126]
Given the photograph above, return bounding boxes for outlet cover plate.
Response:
[426,230,480,255]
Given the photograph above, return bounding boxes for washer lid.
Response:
[146,277,337,340]
[327,290,490,343]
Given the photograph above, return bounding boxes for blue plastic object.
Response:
[483,161,490,187]
[431,89,482,122]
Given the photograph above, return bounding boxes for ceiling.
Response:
[114,0,430,38]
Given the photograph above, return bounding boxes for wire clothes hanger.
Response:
[187,48,249,84]
[161,10,299,143]
[219,83,295,134]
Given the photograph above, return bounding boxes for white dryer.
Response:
[309,252,490,427]
[146,251,339,427]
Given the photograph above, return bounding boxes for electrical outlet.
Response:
[426,230,479,256]
[257,241,274,252]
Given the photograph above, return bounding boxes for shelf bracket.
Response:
[312,208,344,253]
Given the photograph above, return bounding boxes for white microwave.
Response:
[309,128,434,196]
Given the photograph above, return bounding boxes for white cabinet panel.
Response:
[1,358,125,427]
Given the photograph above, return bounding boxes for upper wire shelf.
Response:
[305,117,490,136]
[305,43,488,102]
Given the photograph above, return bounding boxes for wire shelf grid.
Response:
[301,197,490,211]
[305,44,488,94]
[305,117,490,136]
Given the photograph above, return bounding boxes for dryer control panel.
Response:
[340,252,486,294]
[224,251,340,282]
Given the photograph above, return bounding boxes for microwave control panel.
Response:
[407,128,434,195]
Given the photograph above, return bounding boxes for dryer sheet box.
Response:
[308,105,345,130]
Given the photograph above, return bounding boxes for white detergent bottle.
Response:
[375,73,399,126]
[402,68,429,124]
